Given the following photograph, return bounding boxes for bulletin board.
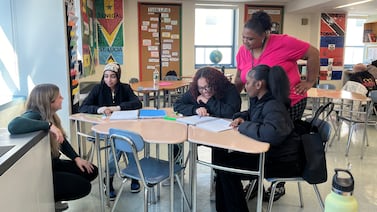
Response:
[138,3,182,81]
[244,5,284,34]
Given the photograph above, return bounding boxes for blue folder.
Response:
[139,109,167,119]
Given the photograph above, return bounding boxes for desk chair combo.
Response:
[108,128,186,212]
[328,81,371,158]
[245,119,332,212]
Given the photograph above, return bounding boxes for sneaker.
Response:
[55,201,68,211]
[131,179,141,193]
[103,177,116,201]
[263,183,286,202]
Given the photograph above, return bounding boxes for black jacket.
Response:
[79,82,142,114]
[233,92,302,162]
[173,84,241,119]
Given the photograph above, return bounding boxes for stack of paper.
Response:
[176,115,232,132]
[109,110,139,120]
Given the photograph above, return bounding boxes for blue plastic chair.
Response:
[108,128,184,212]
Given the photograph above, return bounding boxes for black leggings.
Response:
[52,159,98,201]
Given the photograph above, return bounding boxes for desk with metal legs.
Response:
[92,119,187,212]
[187,125,270,212]
[307,88,372,158]
[130,80,190,108]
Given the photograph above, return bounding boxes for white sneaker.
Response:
[55,201,69,211]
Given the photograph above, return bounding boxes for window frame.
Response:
[343,16,368,67]
[194,5,237,69]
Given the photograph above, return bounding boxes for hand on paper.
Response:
[196,107,209,117]
[230,117,244,128]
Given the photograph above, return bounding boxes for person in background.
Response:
[8,84,98,212]
[367,60,377,79]
[350,63,377,95]
[174,66,241,200]
[215,65,304,212]
[79,62,142,199]
[234,11,319,198]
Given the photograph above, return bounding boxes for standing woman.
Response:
[79,62,143,199]
[8,84,98,211]
[235,11,319,121]
[215,65,304,212]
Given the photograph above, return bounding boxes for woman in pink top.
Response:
[234,11,319,202]
[235,11,319,121]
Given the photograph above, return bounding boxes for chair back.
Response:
[317,83,336,90]
[129,77,139,84]
[342,81,368,95]
[164,75,179,81]
[370,90,377,103]
[109,128,144,153]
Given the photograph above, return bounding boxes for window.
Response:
[344,17,367,67]
[194,7,236,68]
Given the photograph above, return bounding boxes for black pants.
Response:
[214,151,302,212]
[52,159,98,201]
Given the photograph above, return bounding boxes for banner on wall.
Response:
[95,0,124,64]
[80,0,97,77]
[319,13,346,80]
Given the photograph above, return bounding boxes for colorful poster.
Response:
[80,0,97,77]
[320,13,346,81]
[95,0,124,64]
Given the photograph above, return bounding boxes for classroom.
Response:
[1,0,377,211]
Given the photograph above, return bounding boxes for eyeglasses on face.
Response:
[198,86,211,92]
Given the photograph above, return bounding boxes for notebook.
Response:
[176,115,216,125]
[176,115,232,132]
[138,109,167,119]
[109,110,139,120]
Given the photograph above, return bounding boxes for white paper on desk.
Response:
[109,110,139,120]
[196,118,232,132]
[176,115,216,125]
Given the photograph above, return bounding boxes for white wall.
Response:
[3,0,71,133]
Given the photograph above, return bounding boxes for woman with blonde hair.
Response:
[8,83,98,211]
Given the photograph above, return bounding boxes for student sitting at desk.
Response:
[350,63,377,95]
[215,65,304,212]
[79,62,142,199]
[8,84,98,212]
[174,66,241,197]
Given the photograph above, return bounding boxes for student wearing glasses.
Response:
[173,66,241,199]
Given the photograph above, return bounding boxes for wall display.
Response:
[80,0,97,77]
[319,13,346,80]
[65,0,79,113]
[138,3,182,81]
[95,0,124,64]
[244,5,284,34]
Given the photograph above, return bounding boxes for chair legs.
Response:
[266,179,323,212]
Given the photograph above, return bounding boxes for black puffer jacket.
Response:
[233,92,302,162]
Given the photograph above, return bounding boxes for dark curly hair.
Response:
[189,66,232,100]
[244,11,272,36]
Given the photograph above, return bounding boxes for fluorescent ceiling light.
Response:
[335,0,373,9]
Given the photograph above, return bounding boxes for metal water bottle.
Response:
[153,68,159,89]
[325,169,358,212]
